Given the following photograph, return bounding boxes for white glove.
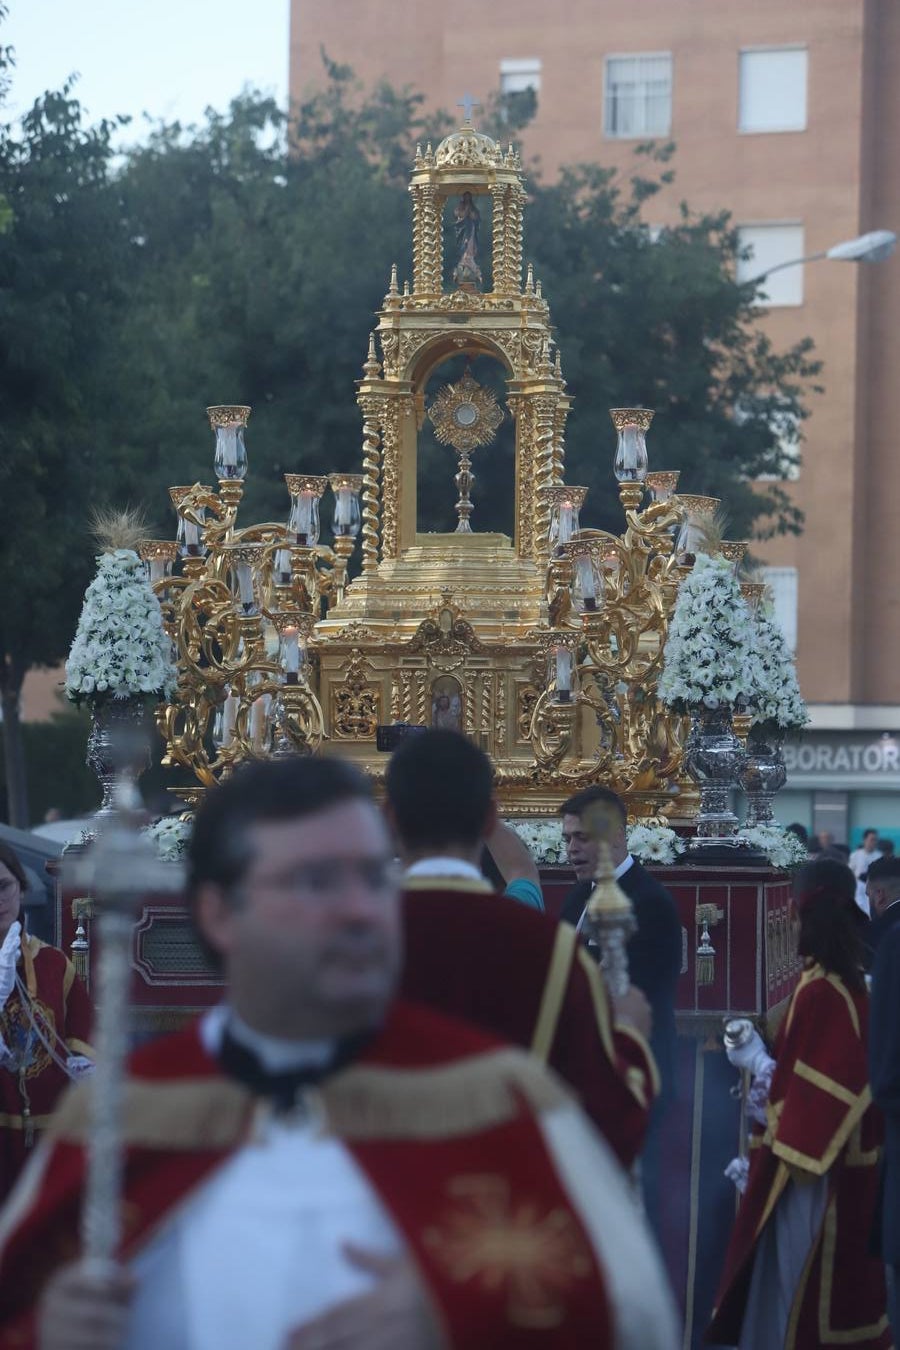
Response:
[724,1156,749,1195]
[0,921,21,1010]
[65,1055,95,1081]
[725,1027,774,1079]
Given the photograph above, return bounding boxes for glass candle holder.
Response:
[645,470,680,504]
[207,405,250,482]
[138,540,178,583]
[169,487,211,559]
[213,688,239,750]
[328,473,363,539]
[553,645,574,704]
[539,485,588,554]
[572,548,603,613]
[285,475,328,547]
[222,544,262,616]
[673,495,721,562]
[610,408,654,483]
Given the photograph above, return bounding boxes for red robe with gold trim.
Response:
[0,936,93,1205]
[401,877,656,1167]
[0,1000,640,1349]
[707,964,889,1348]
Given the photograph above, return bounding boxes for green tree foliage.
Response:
[0,10,134,823]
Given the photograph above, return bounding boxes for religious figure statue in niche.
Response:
[431,676,463,731]
[452,191,483,290]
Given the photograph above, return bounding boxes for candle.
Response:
[221,693,238,748]
[290,492,316,546]
[236,561,255,613]
[282,626,300,676]
[250,693,270,748]
[575,554,598,612]
[274,548,292,585]
[557,502,574,547]
[220,428,238,468]
[335,488,352,528]
[554,646,573,704]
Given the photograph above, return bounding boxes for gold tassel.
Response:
[696,920,716,987]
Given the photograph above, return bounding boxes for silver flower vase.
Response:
[85,698,152,835]
[739,731,787,827]
[683,706,747,846]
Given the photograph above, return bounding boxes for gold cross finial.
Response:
[457,93,482,125]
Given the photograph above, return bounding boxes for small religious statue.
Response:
[452,191,482,290]
[431,678,462,731]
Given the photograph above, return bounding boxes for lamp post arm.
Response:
[744,251,827,286]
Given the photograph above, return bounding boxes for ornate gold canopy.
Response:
[151,115,721,819]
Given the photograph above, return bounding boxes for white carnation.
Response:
[627,823,685,866]
[504,819,568,865]
[742,825,807,870]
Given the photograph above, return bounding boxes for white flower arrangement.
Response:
[658,553,763,713]
[505,819,568,865]
[65,549,176,708]
[750,607,808,738]
[626,822,686,865]
[144,815,192,861]
[741,824,807,870]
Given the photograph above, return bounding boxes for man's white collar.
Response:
[404,858,482,881]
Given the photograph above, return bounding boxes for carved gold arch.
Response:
[404,330,516,387]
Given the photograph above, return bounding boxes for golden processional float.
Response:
[142,114,746,819]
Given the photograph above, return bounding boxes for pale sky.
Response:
[2,0,290,141]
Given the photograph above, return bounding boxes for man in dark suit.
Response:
[559,785,682,1231]
[868,855,900,1340]
[866,855,900,950]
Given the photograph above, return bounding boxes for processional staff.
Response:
[64,777,184,1271]
[579,801,637,996]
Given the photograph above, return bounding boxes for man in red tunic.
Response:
[385,730,656,1170]
[0,757,678,1350]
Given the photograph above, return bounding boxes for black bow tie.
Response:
[218,1025,372,1112]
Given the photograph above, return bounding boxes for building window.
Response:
[603,53,672,138]
[733,401,801,481]
[737,223,805,306]
[739,47,807,133]
[760,566,798,653]
[499,58,540,124]
[500,58,541,96]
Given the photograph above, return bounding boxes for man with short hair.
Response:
[386,730,657,1170]
[0,756,678,1349]
[852,828,883,914]
[866,855,900,949]
[558,785,682,1230]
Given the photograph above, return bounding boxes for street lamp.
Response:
[746,229,896,285]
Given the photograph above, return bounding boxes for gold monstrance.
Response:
[428,368,503,532]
